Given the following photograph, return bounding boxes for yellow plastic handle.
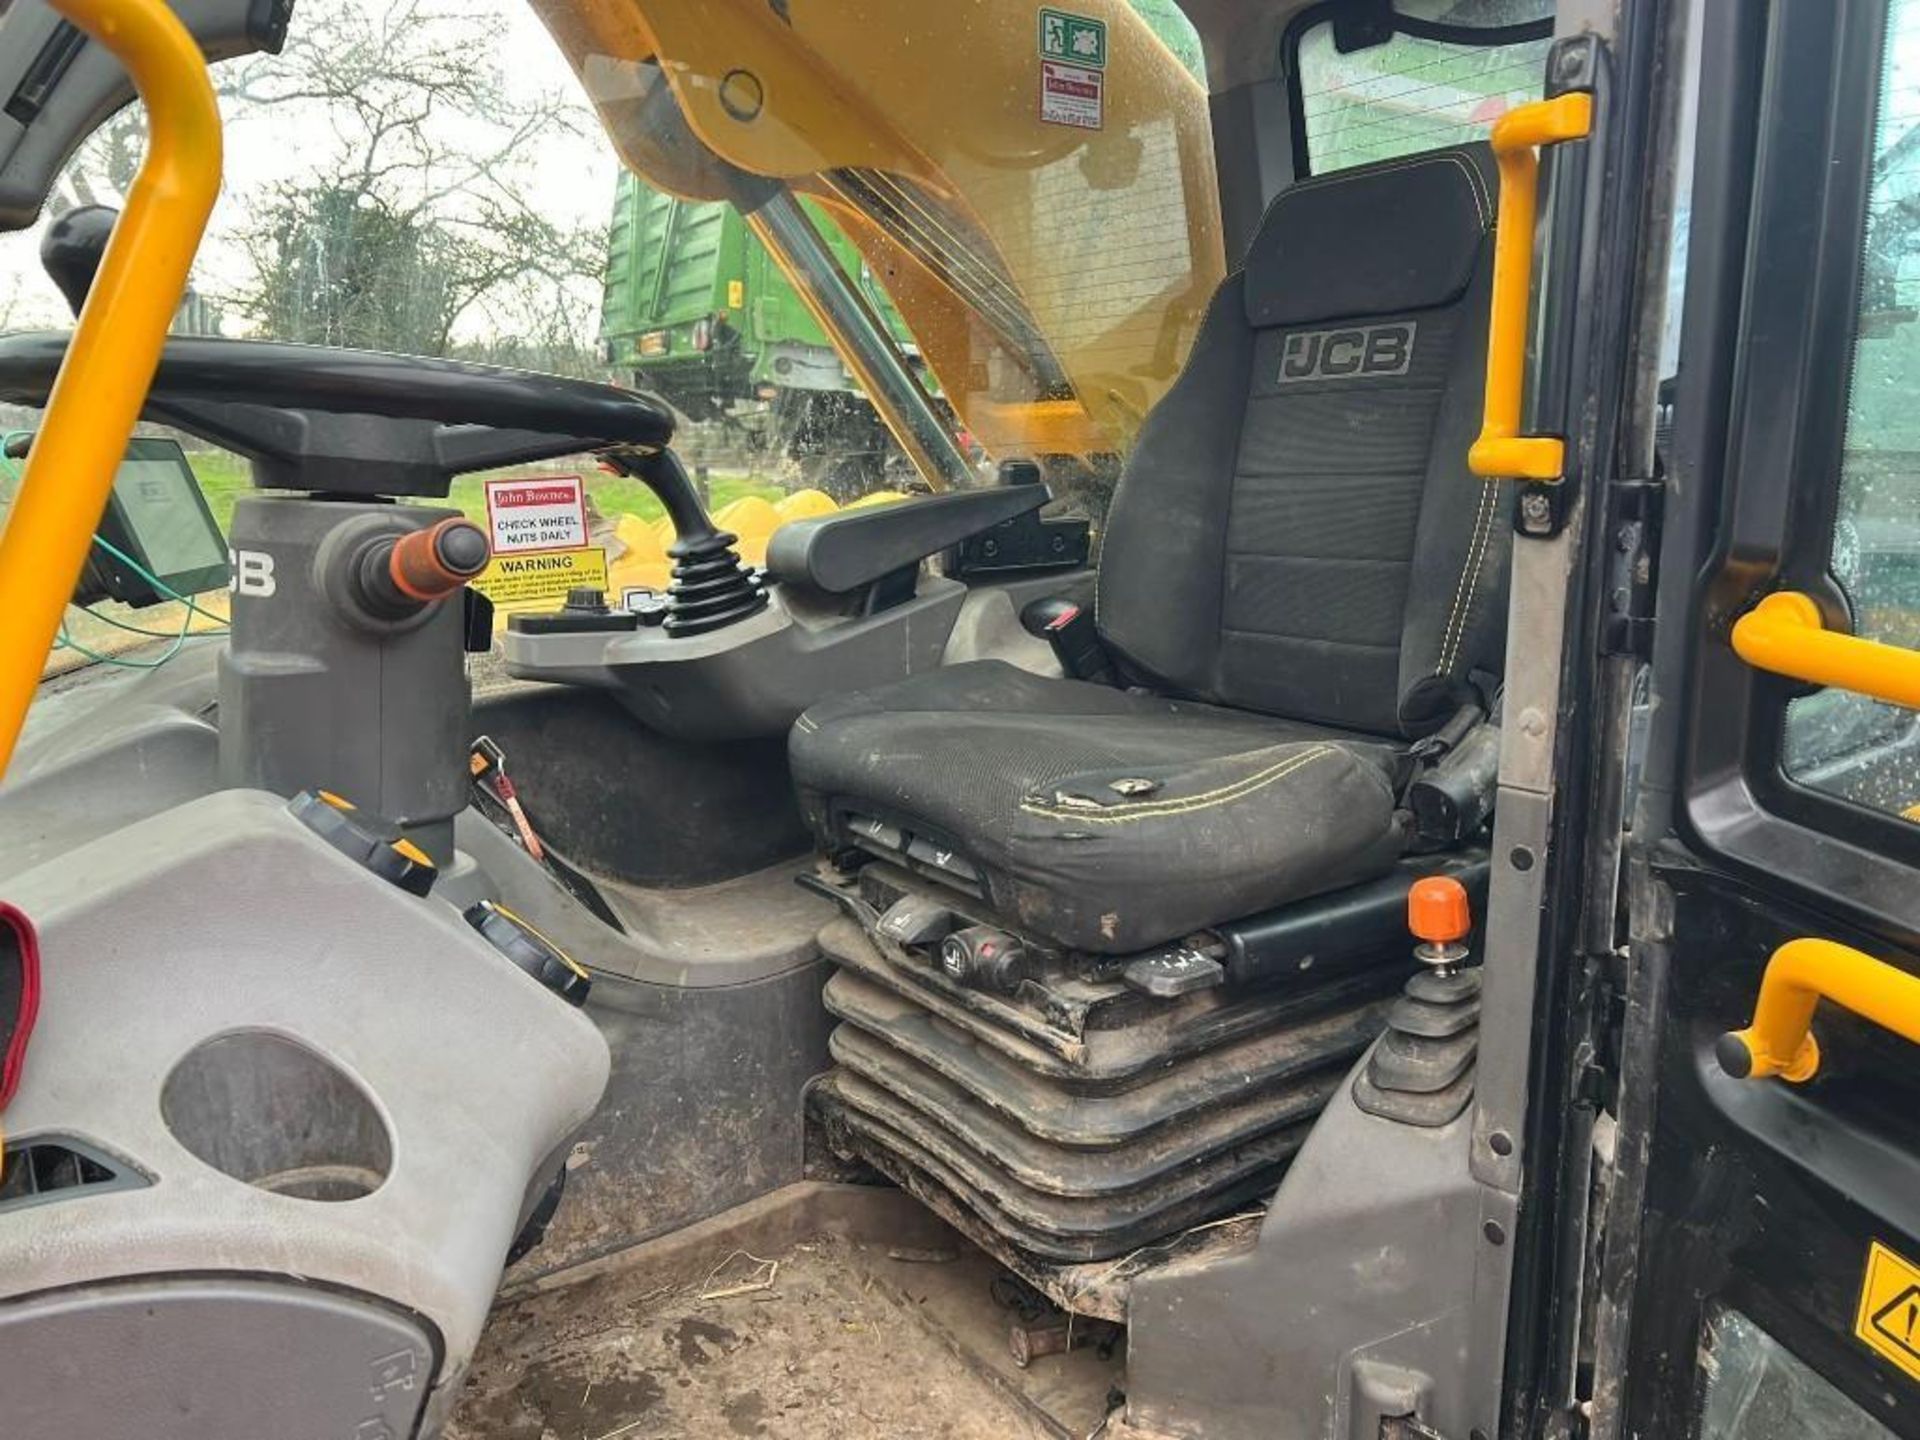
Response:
[0,0,223,780]
[1732,590,1920,711]
[1468,92,1594,483]
[1718,937,1920,1082]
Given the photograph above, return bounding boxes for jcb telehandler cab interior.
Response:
[4,0,1920,1435]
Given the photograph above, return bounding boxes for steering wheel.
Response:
[0,329,674,495]
[0,206,766,632]
[0,204,672,496]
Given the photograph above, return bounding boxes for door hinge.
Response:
[1600,477,1662,656]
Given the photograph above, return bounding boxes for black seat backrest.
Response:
[1094,145,1508,740]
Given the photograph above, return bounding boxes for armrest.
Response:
[765,486,1048,596]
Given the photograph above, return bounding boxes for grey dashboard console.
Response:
[505,578,971,740]
[0,788,610,1436]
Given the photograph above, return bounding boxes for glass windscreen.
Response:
[2,0,1220,671]
[532,0,1223,511]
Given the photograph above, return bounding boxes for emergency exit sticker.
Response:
[1041,61,1104,130]
[1856,1240,1920,1382]
[1039,8,1106,68]
[485,474,589,554]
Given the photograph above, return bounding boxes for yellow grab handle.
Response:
[1732,590,1920,711]
[1718,937,1920,1083]
[1468,92,1593,483]
[0,0,223,780]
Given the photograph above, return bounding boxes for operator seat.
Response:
[790,145,1508,955]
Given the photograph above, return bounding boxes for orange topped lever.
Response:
[1409,875,1473,979]
[1410,875,1473,946]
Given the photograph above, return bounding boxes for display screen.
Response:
[114,447,227,579]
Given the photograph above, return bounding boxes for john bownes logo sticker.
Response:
[1278,322,1417,383]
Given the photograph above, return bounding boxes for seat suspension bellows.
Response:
[806,864,1405,1280]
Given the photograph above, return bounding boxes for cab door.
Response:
[1601,0,1920,1434]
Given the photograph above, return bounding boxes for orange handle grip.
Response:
[1718,937,1920,1083]
[1732,590,1920,711]
[0,0,222,780]
[388,518,490,602]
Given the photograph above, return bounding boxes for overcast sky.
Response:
[0,0,616,336]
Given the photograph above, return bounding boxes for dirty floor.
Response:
[447,1231,1122,1440]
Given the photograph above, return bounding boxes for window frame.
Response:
[1732,0,1920,867]
[1664,0,1920,935]
[1769,5,1920,849]
[1279,0,1556,178]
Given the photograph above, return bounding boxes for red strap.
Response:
[0,901,42,1110]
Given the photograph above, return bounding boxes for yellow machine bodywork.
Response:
[530,0,1226,462]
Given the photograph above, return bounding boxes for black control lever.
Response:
[597,447,768,636]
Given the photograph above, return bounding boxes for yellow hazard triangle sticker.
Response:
[1857,1240,1920,1381]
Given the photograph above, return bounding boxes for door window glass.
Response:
[1698,1306,1894,1440]
[1783,0,1920,818]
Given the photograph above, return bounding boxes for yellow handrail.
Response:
[1718,937,1920,1082]
[0,0,223,780]
[1731,590,1920,711]
[1468,91,1593,483]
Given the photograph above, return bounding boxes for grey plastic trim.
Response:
[504,580,968,740]
[0,791,609,1405]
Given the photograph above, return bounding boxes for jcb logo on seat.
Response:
[1277,322,1417,383]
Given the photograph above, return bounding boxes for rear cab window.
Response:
[1286,0,1555,176]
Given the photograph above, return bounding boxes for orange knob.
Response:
[388,517,490,602]
[1409,876,1471,945]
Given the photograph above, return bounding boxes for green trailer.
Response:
[598,187,930,497]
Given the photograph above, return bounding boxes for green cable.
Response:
[54,619,199,669]
[79,602,226,641]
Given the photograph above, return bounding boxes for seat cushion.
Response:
[791,661,1409,954]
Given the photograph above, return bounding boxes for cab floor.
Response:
[448,1190,1123,1440]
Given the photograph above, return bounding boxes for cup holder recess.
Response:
[161,1031,392,1202]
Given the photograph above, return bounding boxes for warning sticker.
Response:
[1856,1240,1920,1381]
[484,474,590,554]
[1041,60,1103,130]
[472,547,608,611]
